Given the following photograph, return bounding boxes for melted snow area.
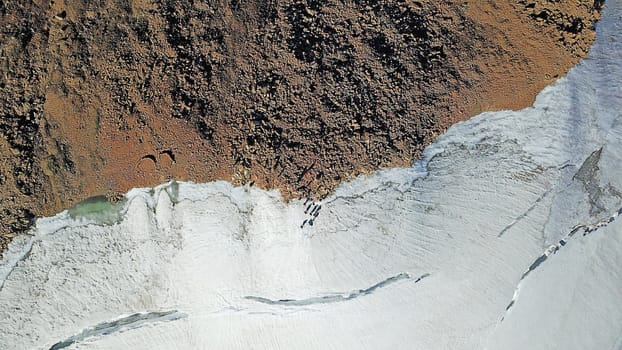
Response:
[2,2,622,349]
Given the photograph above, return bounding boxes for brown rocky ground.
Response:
[0,0,604,249]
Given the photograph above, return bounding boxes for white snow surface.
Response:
[2,2,622,349]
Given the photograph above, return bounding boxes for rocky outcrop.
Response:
[0,0,604,249]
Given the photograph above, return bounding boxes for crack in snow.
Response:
[0,236,35,292]
[500,206,622,320]
[498,189,553,238]
[48,310,186,350]
[245,272,428,306]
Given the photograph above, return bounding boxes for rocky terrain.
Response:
[0,0,604,249]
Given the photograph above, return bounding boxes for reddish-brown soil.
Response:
[0,0,604,249]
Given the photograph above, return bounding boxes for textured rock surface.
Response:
[0,0,604,248]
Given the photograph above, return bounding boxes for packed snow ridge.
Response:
[1,1,622,349]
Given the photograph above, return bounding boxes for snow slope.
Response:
[1,1,621,349]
